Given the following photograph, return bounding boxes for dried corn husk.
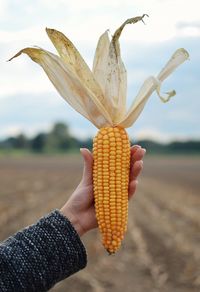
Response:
[9,16,189,129]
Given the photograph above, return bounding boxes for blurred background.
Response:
[0,0,200,291]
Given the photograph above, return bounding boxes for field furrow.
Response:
[0,155,199,291]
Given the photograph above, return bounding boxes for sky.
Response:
[0,0,200,142]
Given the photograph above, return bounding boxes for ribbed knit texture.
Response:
[0,210,87,292]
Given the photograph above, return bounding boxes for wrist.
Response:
[60,206,85,237]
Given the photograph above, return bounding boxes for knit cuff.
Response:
[41,209,87,271]
[47,209,87,270]
[30,210,87,288]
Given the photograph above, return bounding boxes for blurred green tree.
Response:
[31,133,47,152]
[14,134,28,149]
[46,122,78,151]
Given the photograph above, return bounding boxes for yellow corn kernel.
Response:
[93,126,130,254]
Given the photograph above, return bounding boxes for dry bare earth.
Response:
[0,155,199,292]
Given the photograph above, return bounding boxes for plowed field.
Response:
[0,155,199,292]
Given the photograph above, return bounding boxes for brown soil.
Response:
[0,155,199,292]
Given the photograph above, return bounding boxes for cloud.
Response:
[0,58,53,97]
[0,0,200,141]
[0,92,95,139]
[0,0,7,18]
[0,85,199,142]
[130,126,199,143]
[177,21,200,29]
[176,21,200,37]
[1,35,199,141]
[1,0,199,43]
[167,109,198,123]
[0,26,46,44]
[131,127,175,143]
[0,123,51,138]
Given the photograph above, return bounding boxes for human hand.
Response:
[60,145,146,237]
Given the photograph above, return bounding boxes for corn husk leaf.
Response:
[118,77,158,127]
[103,16,147,123]
[156,48,189,102]
[92,31,112,104]
[157,48,189,82]
[104,37,127,122]
[119,48,189,128]
[46,28,113,113]
[104,45,127,122]
[9,17,189,130]
[9,48,112,128]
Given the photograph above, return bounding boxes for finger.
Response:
[130,160,143,181]
[131,147,146,163]
[131,145,141,154]
[129,148,145,180]
[128,180,138,199]
[80,148,93,185]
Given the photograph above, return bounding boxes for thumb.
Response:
[80,148,93,185]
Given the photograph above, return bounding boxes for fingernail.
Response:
[133,145,141,148]
[142,148,146,153]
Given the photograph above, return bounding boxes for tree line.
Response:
[0,122,92,153]
[0,122,199,154]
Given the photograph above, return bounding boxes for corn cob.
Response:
[93,126,130,253]
[10,16,189,253]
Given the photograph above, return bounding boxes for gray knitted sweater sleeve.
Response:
[0,210,87,292]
